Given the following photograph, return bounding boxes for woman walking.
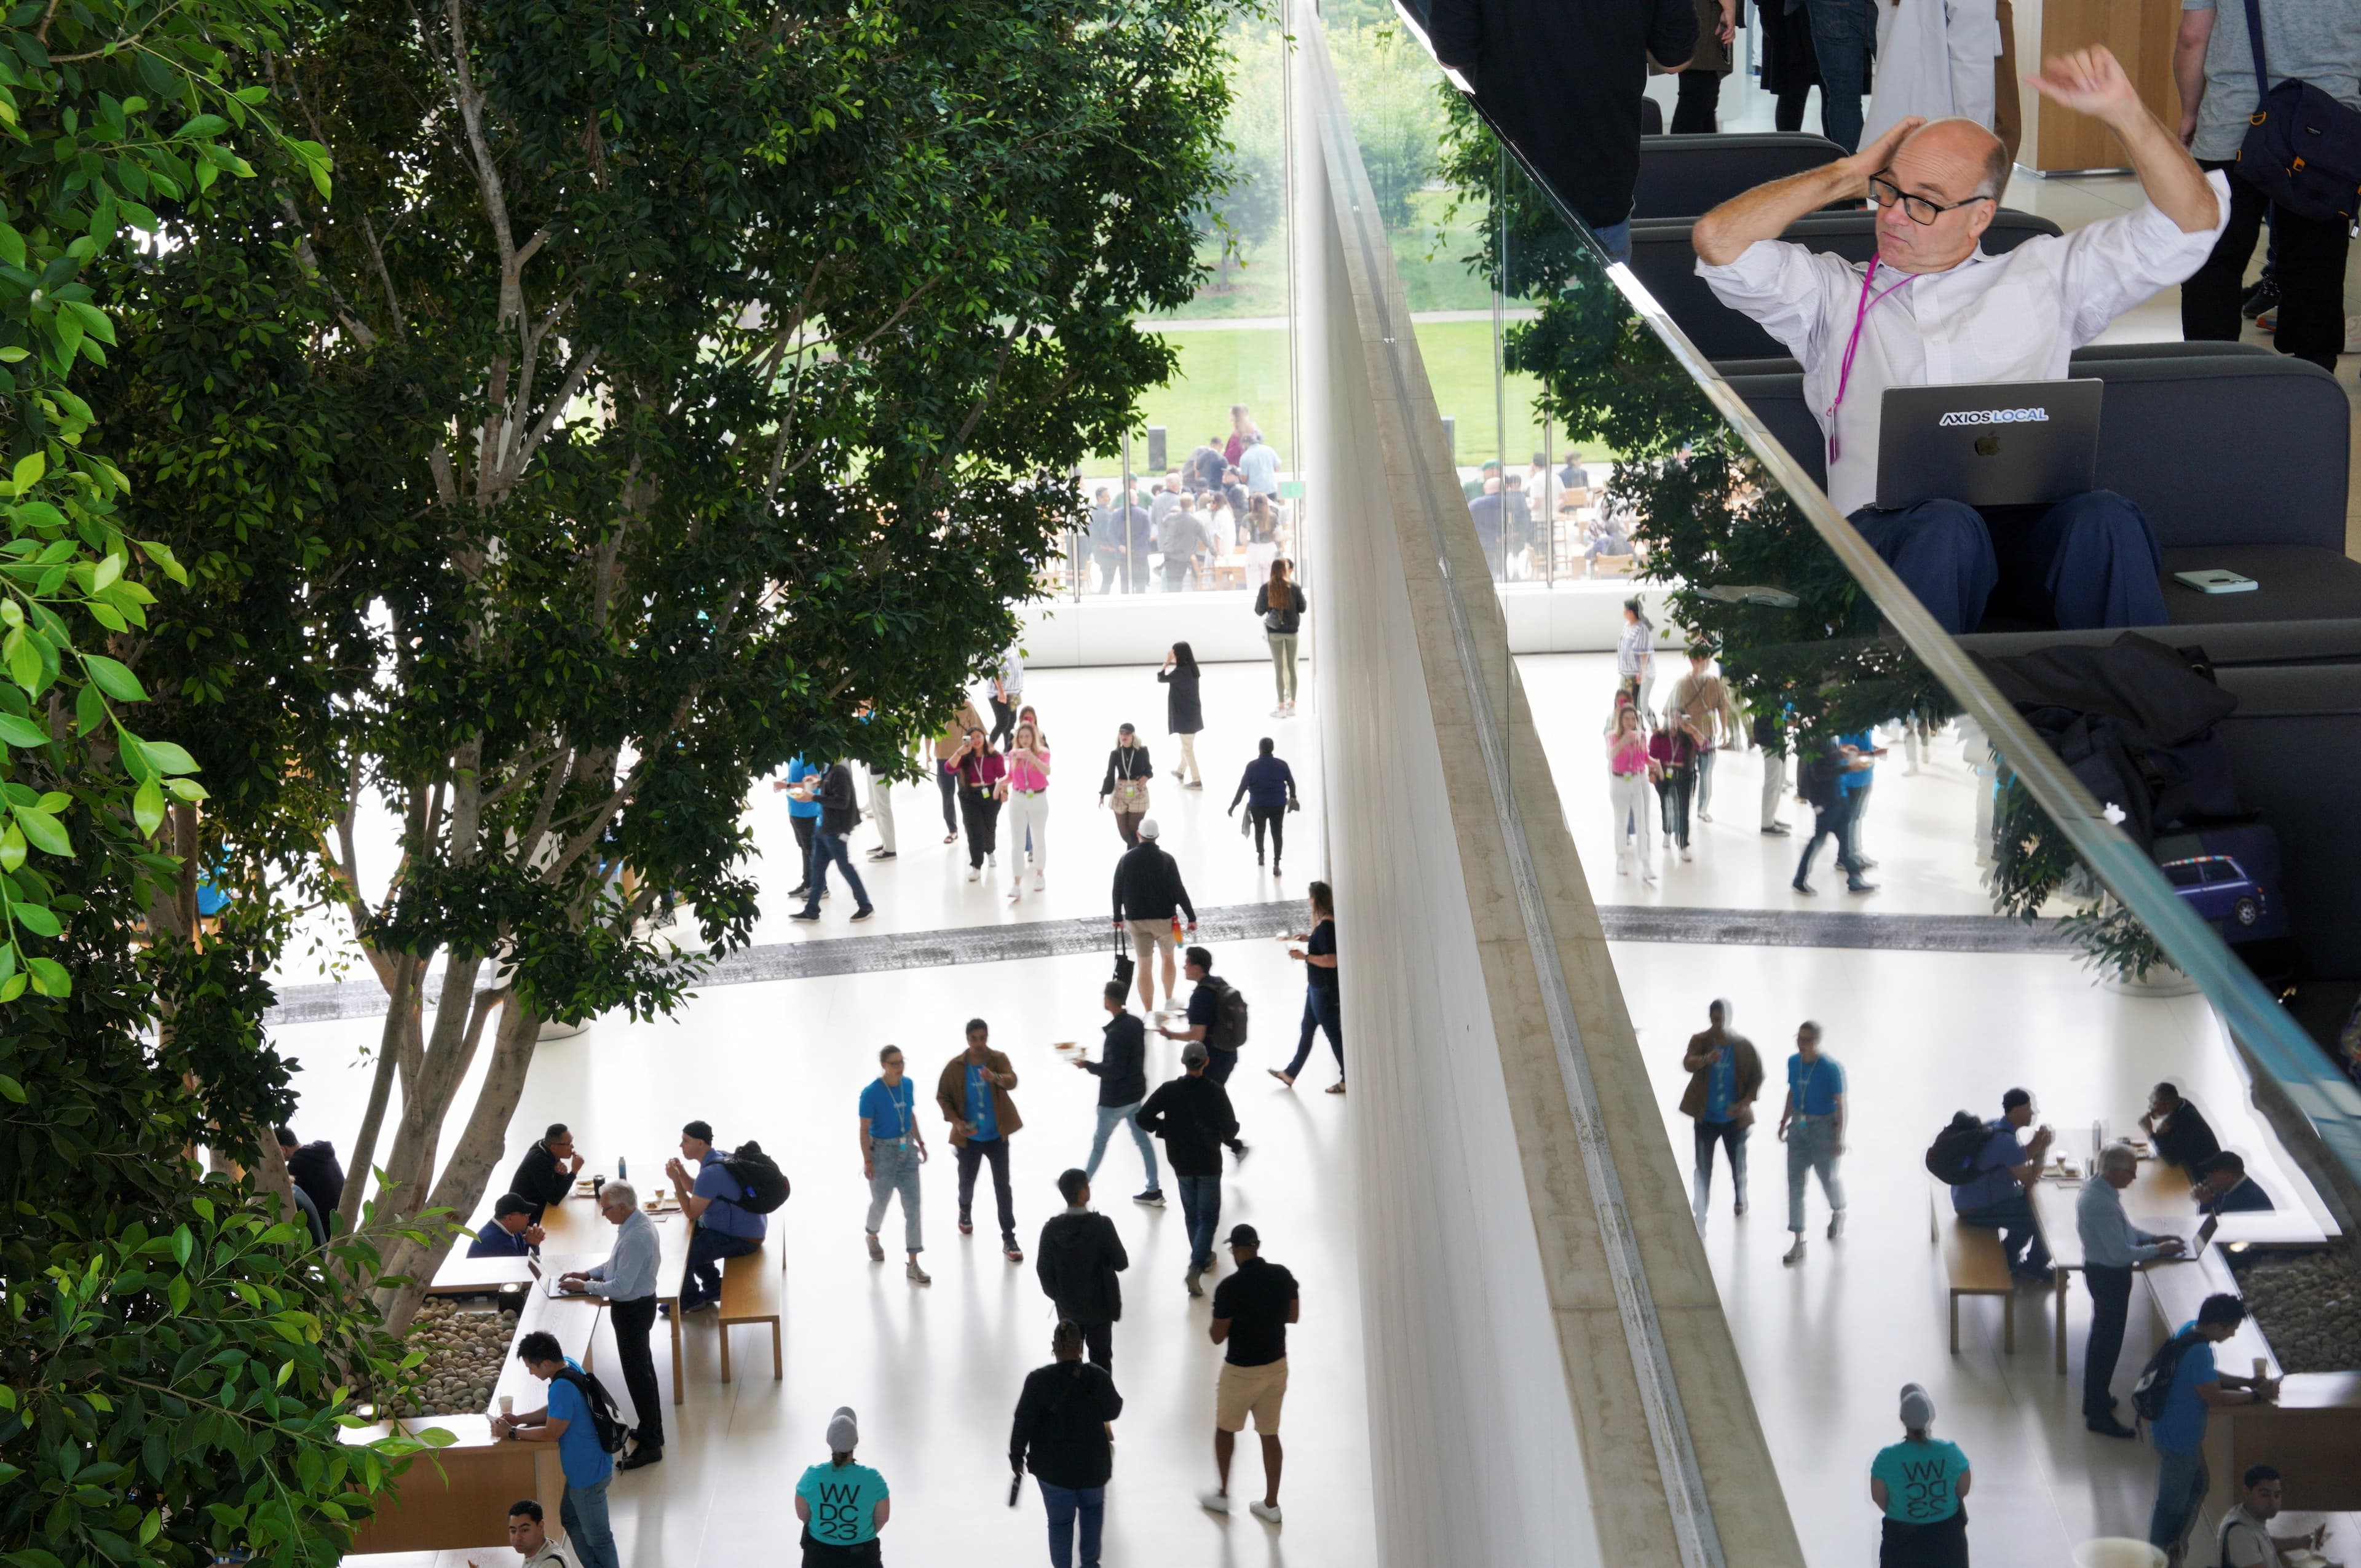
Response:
[1648,708,1702,863]
[1009,1320,1125,1568]
[1607,703,1658,883]
[954,725,1006,882]
[1227,738,1299,872]
[1254,558,1307,718]
[796,1407,892,1566]
[1097,723,1154,847]
[935,700,984,845]
[1158,643,1205,789]
[1616,597,1655,711]
[1869,1384,1971,1567]
[1270,880,1343,1092]
[1003,721,1051,900]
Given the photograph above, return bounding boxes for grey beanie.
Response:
[826,1405,860,1453]
[1899,1383,1936,1431]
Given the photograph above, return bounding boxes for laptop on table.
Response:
[1874,379,2103,511]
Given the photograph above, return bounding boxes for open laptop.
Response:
[2143,1211,2220,1265]
[1875,379,2103,510]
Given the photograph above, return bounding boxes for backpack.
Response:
[2130,1330,2205,1425]
[720,1141,791,1214]
[1204,978,1250,1052]
[550,1366,630,1455]
[1924,1112,1990,1186]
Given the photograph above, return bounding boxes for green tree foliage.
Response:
[1330,20,1443,229]
[219,0,1243,1330]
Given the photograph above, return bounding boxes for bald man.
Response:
[1693,49,2227,636]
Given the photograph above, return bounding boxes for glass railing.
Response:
[1370,15,2361,1204]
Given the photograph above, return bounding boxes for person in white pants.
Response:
[1607,705,1657,883]
[1003,721,1052,900]
[1753,709,1793,837]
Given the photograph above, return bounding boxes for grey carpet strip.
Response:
[262,902,2067,1024]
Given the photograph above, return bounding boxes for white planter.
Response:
[2100,964,2200,999]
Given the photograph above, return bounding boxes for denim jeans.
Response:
[1038,1479,1106,1568]
[1786,1113,1845,1232]
[802,828,871,914]
[1803,0,1873,151]
[1958,1189,2052,1275]
[560,1470,620,1568]
[1693,1118,1747,1218]
[1085,1101,1158,1189]
[682,1226,759,1310]
[956,1134,1016,1243]
[1284,986,1342,1080]
[1592,219,1632,264]
[865,1137,923,1253]
[2148,1445,2209,1564]
[1176,1173,1222,1272]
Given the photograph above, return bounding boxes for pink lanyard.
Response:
[1826,256,1915,466]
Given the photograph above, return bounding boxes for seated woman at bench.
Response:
[1693,50,2229,634]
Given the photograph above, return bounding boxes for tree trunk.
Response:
[375,990,537,1334]
[334,949,425,1237]
[367,954,490,1244]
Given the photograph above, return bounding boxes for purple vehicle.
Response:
[2159,854,2268,931]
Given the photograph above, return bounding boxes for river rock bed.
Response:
[2229,1246,2361,1374]
[390,1298,516,1416]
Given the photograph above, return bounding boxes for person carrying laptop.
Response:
[1692,47,2229,634]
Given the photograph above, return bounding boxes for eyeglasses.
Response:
[1868,174,1994,226]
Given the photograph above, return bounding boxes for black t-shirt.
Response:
[1305,920,1338,997]
[1211,1256,1298,1368]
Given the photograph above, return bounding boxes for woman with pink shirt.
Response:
[1002,721,1052,900]
[1607,703,1658,883]
[954,726,1007,882]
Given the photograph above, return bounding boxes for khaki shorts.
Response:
[1215,1357,1288,1434]
[1128,919,1178,963]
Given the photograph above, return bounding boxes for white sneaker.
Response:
[1679,848,1693,862]
[1032,873,1045,890]
[1661,832,1671,847]
[1697,810,1712,823]
[965,866,980,882]
[1270,707,1285,718]
[1198,1490,1230,1515]
[987,852,996,866]
[1782,1237,1806,1265]
[1249,1500,1283,1524]
[1642,869,1658,884]
[1008,884,1021,901]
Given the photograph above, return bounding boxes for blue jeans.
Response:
[2148,1446,2209,1562]
[1176,1174,1222,1272]
[682,1226,759,1310]
[1085,1101,1158,1190]
[865,1138,923,1253]
[561,1470,619,1568]
[801,828,871,915]
[1038,1479,1105,1568]
[1849,491,2165,635]
[1958,1190,2053,1275]
[1785,1113,1845,1232]
[1284,986,1342,1080]
[1592,219,1632,265]
[1803,0,1873,151]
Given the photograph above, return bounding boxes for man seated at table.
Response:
[2140,1082,2220,1174]
[2194,1151,2276,1214]
[468,1193,547,1258]
[1693,47,2229,635]
[1951,1087,2055,1283]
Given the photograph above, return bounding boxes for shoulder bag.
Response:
[2236,0,2361,223]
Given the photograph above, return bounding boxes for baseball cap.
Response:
[1137,818,1161,839]
[826,1406,859,1452]
[1180,1042,1208,1067]
[1225,1224,1260,1246]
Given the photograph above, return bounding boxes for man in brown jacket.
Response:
[938,1018,1026,1262]
[1670,648,1746,824]
[1680,998,1763,1226]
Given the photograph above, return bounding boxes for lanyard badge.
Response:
[1826,256,1915,467]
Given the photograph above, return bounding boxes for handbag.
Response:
[2236,0,2361,223]
[1111,926,1134,991]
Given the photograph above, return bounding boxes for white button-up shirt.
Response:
[1695,175,2231,517]
[584,1205,662,1301]
[2076,1175,2170,1269]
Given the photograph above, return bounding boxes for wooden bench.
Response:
[1929,1178,2017,1353]
[717,1245,783,1383]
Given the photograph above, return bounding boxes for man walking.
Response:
[665,1120,767,1314]
[937,1018,1025,1262]
[790,759,877,924]
[1136,1043,1237,1297]
[1077,980,1163,1206]
[1777,1021,1847,1265]
[1951,1088,2056,1283]
[1200,1224,1297,1525]
[1670,649,1745,823]
[491,1331,619,1568]
[860,1045,931,1285]
[1158,946,1249,1159]
[2078,1141,2184,1438]
[1679,999,1763,1224]
[1036,1170,1129,1371]
[1111,818,1197,1016]
[1793,737,1875,895]
[559,1180,664,1469]
[1010,1321,1125,1568]
[991,642,1024,750]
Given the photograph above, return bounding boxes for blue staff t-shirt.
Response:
[797,1460,889,1545]
[860,1077,916,1141]
[965,1062,1000,1141]
[1869,1438,1969,1522]
[1788,1054,1844,1116]
[2152,1324,2218,1454]
[545,1358,614,1487]
[784,756,823,820]
[1704,1051,1736,1122]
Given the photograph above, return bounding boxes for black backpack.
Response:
[550,1366,630,1455]
[2130,1330,2205,1424]
[1205,979,1250,1051]
[721,1141,791,1215]
[1925,1112,1990,1186]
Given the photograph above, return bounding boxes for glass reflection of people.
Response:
[1693,50,2228,635]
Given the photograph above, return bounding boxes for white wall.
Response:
[1013,589,1284,668]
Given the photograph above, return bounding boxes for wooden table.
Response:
[343,1414,563,1555]
[425,1253,539,1297]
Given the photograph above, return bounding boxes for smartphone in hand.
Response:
[1008,1471,1023,1508]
